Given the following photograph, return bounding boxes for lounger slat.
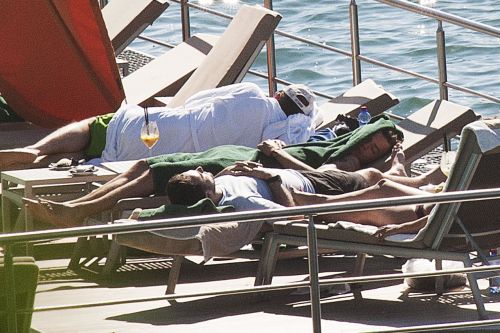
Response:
[102,0,169,55]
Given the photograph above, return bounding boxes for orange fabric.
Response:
[0,0,124,128]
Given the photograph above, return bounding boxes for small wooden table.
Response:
[1,167,116,234]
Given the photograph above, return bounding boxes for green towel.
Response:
[148,116,402,195]
[138,197,234,221]
[260,115,401,169]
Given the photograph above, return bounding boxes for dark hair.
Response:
[166,173,208,206]
[381,128,403,146]
[276,91,307,116]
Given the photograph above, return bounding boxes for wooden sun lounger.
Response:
[125,4,282,107]
[102,0,170,55]
[315,79,399,130]
[122,34,219,106]
[167,5,282,108]
[372,99,480,171]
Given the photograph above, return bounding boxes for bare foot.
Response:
[420,165,447,185]
[386,143,407,176]
[290,188,332,206]
[0,148,38,170]
[23,198,84,228]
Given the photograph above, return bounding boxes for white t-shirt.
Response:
[100,82,316,163]
[197,169,314,260]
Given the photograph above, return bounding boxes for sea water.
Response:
[130,0,500,118]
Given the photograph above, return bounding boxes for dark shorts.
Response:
[299,169,368,195]
[84,112,115,158]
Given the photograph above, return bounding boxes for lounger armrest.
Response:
[115,195,170,212]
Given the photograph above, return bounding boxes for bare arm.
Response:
[373,215,429,240]
[318,155,361,172]
[218,161,295,207]
[257,139,315,171]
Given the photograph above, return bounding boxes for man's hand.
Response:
[216,160,278,181]
[257,139,286,156]
[373,224,402,241]
[215,161,264,177]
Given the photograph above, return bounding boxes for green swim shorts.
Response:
[84,113,115,158]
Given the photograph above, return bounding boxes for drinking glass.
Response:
[140,121,159,150]
[440,151,457,177]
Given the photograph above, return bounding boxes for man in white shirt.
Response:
[0,82,318,169]
[162,161,445,259]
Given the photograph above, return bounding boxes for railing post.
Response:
[436,20,449,100]
[349,0,362,86]
[180,0,191,41]
[263,0,278,96]
[306,214,322,333]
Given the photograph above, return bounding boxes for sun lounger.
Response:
[167,5,282,108]
[315,79,399,130]
[102,0,169,55]
[122,34,219,106]
[257,118,500,319]
[372,99,479,171]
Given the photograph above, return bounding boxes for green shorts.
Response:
[84,113,115,158]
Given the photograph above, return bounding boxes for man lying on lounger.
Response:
[24,121,411,229]
[25,141,446,260]
[0,82,318,170]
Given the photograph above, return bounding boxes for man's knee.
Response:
[131,159,150,173]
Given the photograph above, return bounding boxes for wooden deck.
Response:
[30,251,500,332]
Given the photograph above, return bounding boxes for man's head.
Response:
[351,128,402,164]
[275,84,317,117]
[166,166,216,206]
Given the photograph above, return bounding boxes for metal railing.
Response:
[159,0,500,103]
[2,188,500,332]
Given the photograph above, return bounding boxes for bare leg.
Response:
[291,179,431,227]
[23,161,155,227]
[0,117,95,170]
[356,164,446,189]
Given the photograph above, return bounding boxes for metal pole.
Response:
[180,0,191,41]
[349,0,362,85]
[306,214,322,333]
[436,20,449,100]
[264,0,278,95]
[4,245,18,333]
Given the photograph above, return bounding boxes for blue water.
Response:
[131,0,500,118]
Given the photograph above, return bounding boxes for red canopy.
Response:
[0,0,125,128]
